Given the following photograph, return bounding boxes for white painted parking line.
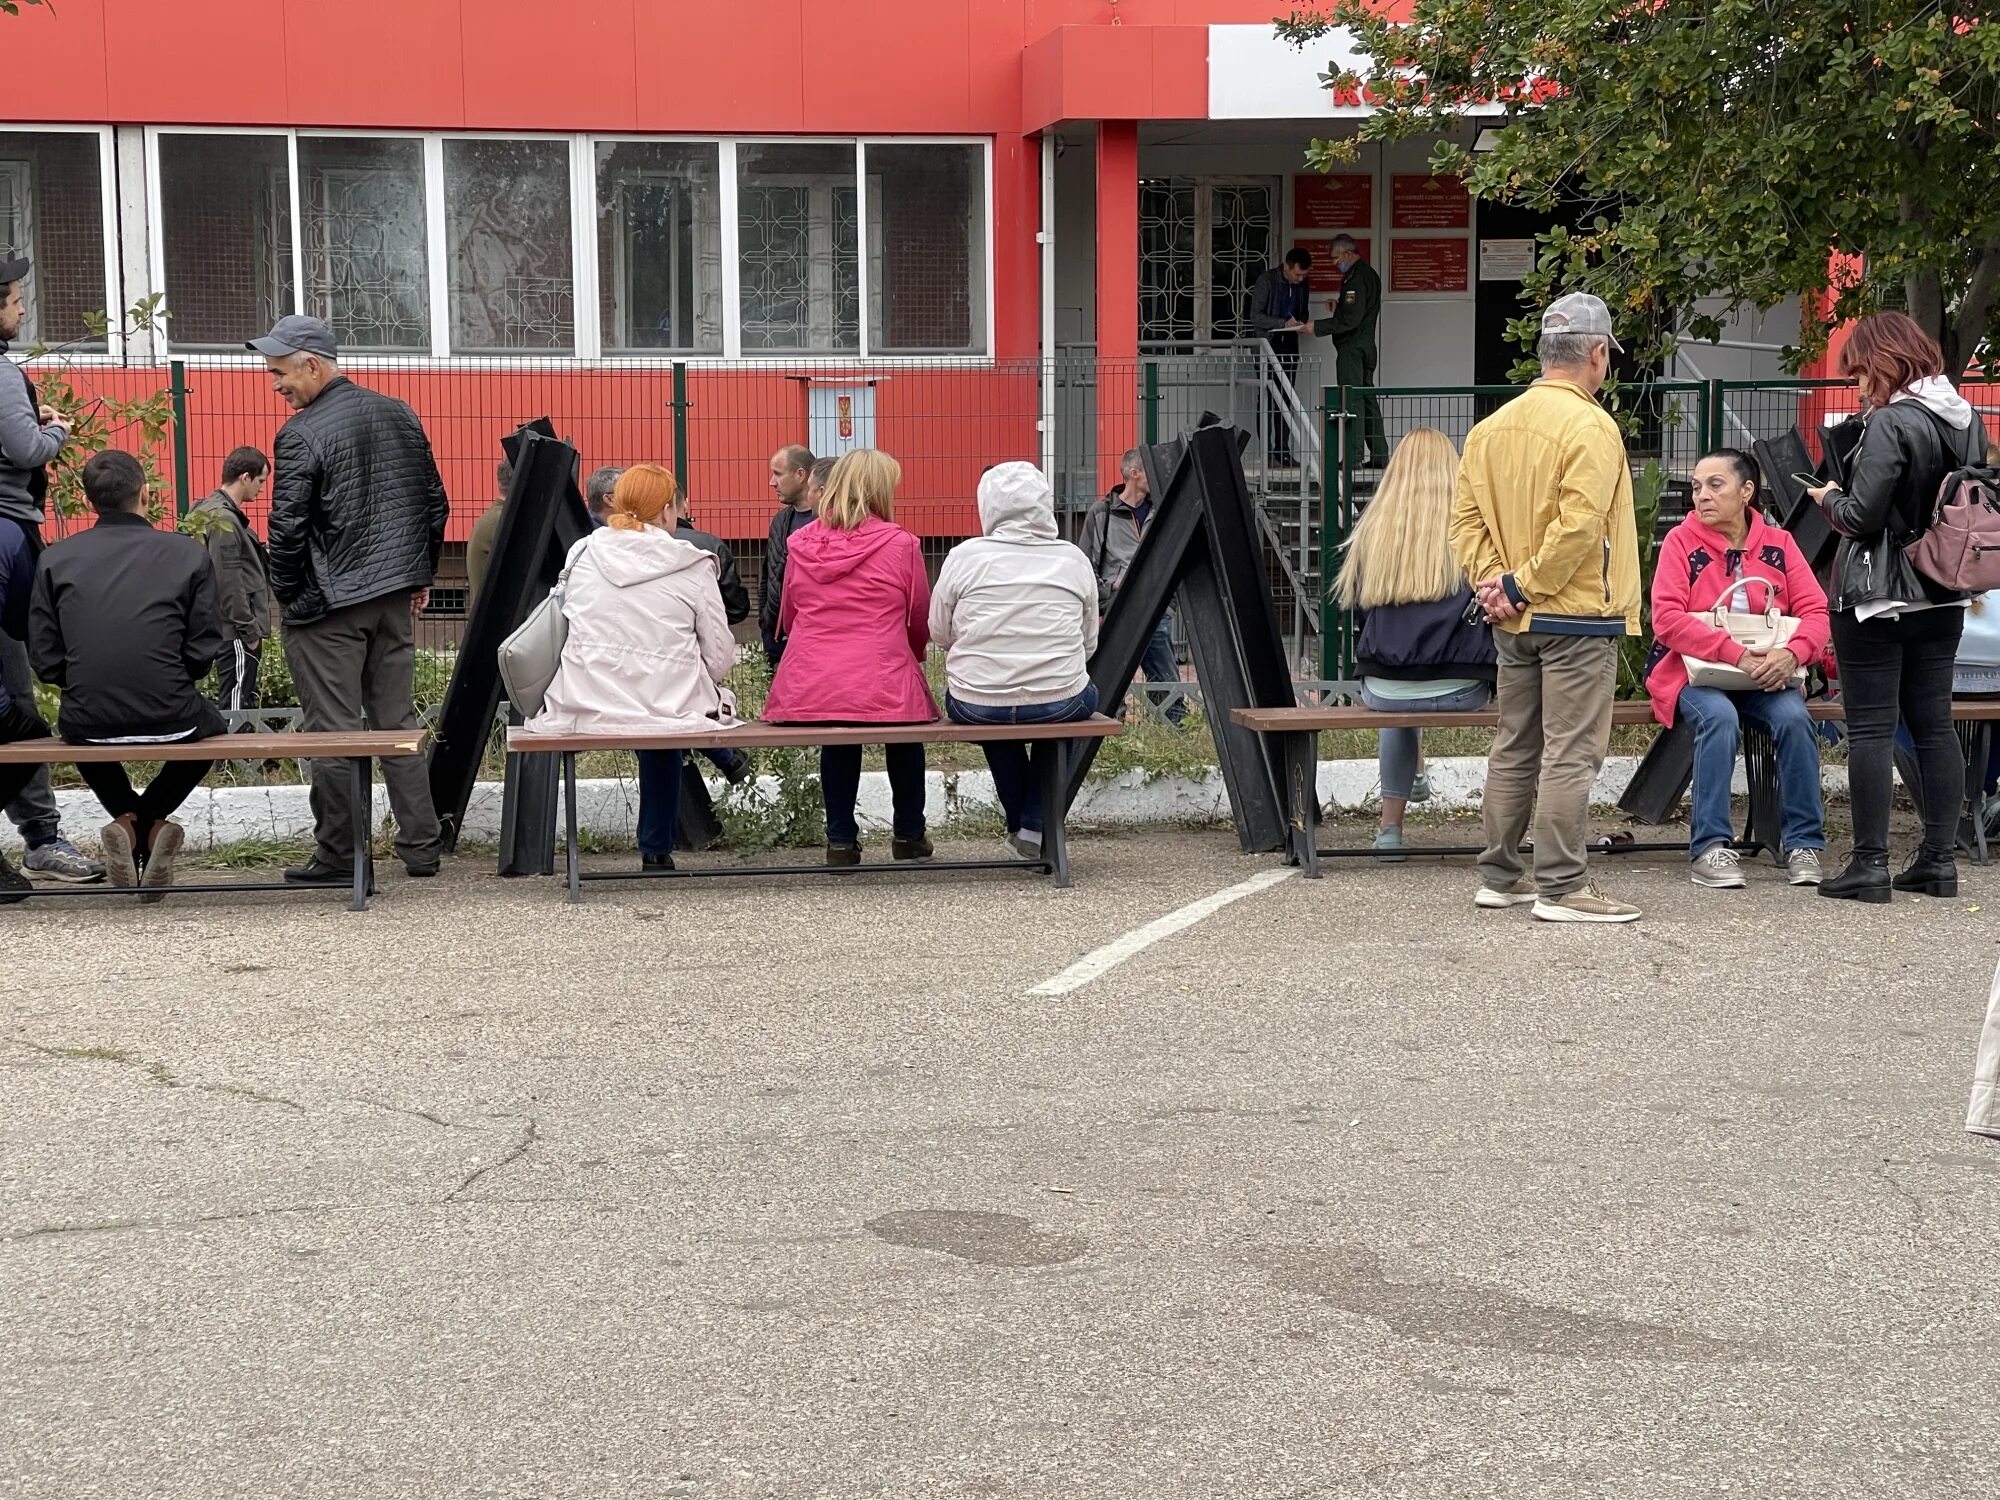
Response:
[1028,867,1298,997]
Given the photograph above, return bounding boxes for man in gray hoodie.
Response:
[0,253,103,884]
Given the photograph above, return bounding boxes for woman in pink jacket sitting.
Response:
[1646,449,1831,891]
[763,448,939,864]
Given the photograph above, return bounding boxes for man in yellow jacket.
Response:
[1450,292,1643,924]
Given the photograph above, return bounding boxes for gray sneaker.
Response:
[1533,883,1642,923]
[138,821,185,905]
[1785,848,1824,886]
[23,836,105,884]
[1474,878,1538,909]
[1691,845,1747,889]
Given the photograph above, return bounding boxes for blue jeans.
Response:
[946,684,1101,836]
[821,743,926,846]
[1357,681,1494,800]
[1141,614,1188,725]
[1677,685,1825,857]
[636,749,684,858]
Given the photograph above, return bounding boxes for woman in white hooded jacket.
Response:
[527,463,735,873]
[930,461,1100,856]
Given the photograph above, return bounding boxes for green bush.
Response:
[258,632,296,705]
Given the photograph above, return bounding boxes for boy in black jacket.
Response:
[29,451,224,899]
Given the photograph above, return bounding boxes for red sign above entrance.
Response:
[1295,173,1372,230]
[1390,174,1471,230]
[1391,237,1471,294]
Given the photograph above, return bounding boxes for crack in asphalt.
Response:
[447,1117,540,1200]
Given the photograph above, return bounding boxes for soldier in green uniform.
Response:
[1325,233,1389,469]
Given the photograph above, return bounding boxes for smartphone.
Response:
[1791,472,1820,488]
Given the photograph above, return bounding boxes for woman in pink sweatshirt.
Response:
[1646,449,1831,891]
[763,448,938,864]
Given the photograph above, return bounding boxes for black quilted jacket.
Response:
[268,378,450,624]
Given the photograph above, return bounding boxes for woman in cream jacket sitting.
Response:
[528,463,736,873]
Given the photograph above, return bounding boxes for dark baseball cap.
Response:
[0,253,29,285]
[247,314,338,359]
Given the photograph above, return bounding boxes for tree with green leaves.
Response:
[1277,2,2000,383]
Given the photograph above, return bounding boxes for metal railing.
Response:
[1317,378,1714,680]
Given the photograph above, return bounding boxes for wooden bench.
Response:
[1232,699,2000,877]
[0,730,427,910]
[506,716,1126,902]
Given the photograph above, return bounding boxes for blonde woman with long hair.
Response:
[1334,426,1495,858]
[763,448,939,863]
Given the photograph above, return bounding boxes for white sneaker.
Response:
[1532,883,1642,923]
[1785,848,1824,886]
[1690,846,1747,889]
[1474,878,1538,909]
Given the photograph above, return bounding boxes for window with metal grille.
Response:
[1139,176,1276,347]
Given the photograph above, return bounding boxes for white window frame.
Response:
[295,133,435,355]
[734,168,871,356]
[146,124,300,354]
[141,128,995,367]
[857,137,993,358]
[437,130,582,360]
[0,124,120,360]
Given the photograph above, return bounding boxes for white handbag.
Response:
[1681,577,1806,692]
[497,549,581,718]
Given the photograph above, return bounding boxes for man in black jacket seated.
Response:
[29,451,224,899]
[252,315,449,884]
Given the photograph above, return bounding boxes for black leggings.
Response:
[1831,606,1963,859]
[76,759,214,847]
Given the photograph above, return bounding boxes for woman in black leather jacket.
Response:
[1809,312,1989,901]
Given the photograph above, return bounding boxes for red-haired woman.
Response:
[1809,311,1989,901]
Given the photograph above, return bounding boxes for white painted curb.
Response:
[0,754,1856,854]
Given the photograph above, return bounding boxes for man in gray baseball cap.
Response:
[246,312,340,363]
[252,311,450,886]
[1447,285,1643,924]
[1539,290,1625,353]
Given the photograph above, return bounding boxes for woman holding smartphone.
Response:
[1807,311,1988,901]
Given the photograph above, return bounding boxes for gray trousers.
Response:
[0,631,58,846]
[1479,630,1619,899]
[285,591,441,868]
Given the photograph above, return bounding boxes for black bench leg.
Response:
[1740,729,1780,863]
[1039,740,1071,888]
[348,757,371,912]
[564,752,582,904]
[1284,730,1321,878]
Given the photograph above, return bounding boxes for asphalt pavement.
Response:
[4,826,1997,1498]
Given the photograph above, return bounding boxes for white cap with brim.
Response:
[1540,291,1624,352]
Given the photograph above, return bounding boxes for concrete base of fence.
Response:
[0,755,1860,856]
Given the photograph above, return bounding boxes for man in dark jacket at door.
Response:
[30,451,225,900]
[252,314,449,885]
[1248,247,1316,468]
[1078,449,1187,725]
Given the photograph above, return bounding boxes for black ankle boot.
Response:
[1820,853,1891,904]
[1892,848,1958,897]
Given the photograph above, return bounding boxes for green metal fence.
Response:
[1317,377,1730,681]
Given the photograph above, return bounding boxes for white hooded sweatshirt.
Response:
[526,523,737,735]
[929,462,1099,707]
